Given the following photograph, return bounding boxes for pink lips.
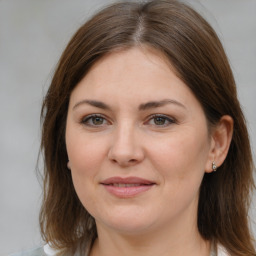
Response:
[100,177,155,198]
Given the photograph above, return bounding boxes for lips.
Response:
[100,177,155,198]
[111,183,144,187]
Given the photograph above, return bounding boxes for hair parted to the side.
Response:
[40,0,255,255]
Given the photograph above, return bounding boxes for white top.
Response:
[43,243,229,256]
[217,244,229,256]
[9,243,230,256]
[43,244,57,256]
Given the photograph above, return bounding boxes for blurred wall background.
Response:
[0,0,255,254]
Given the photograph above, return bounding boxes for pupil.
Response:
[154,117,165,125]
[93,117,103,125]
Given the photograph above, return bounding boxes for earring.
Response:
[212,161,217,172]
[67,161,71,170]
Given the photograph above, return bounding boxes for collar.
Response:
[43,244,58,256]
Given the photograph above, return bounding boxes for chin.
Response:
[105,221,154,235]
[95,210,157,235]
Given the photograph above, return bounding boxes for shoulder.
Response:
[9,245,61,256]
[9,247,46,256]
[217,244,229,256]
[9,244,87,256]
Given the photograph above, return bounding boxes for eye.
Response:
[81,114,109,127]
[147,114,176,127]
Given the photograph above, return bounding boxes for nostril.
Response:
[107,142,145,166]
[109,157,139,167]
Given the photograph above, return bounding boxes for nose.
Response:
[107,123,145,167]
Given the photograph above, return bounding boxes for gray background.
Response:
[0,0,255,255]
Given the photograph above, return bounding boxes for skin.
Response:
[65,47,233,256]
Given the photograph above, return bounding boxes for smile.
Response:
[100,177,156,198]
[111,183,150,187]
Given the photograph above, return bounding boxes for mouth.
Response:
[109,183,151,187]
[100,177,156,198]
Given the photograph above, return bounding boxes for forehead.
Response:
[71,47,184,95]
[68,46,208,128]
[68,46,204,116]
[91,46,176,79]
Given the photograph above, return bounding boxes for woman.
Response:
[31,0,256,255]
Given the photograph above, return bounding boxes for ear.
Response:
[67,161,71,170]
[205,115,233,173]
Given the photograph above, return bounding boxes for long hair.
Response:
[40,0,255,255]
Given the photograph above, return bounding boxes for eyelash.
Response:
[146,114,176,127]
[80,114,176,128]
[81,114,109,127]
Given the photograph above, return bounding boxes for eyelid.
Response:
[79,113,177,128]
[145,114,177,126]
[81,114,111,126]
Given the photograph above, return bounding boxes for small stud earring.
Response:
[212,161,217,172]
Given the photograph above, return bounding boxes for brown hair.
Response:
[40,0,255,255]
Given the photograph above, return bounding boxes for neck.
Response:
[89,217,211,256]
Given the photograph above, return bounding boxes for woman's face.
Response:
[66,47,214,235]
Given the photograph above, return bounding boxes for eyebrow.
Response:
[72,99,186,111]
[138,99,186,110]
[73,100,110,110]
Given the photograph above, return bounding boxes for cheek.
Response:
[148,128,210,182]
[66,129,106,176]
[66,135,106,211]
